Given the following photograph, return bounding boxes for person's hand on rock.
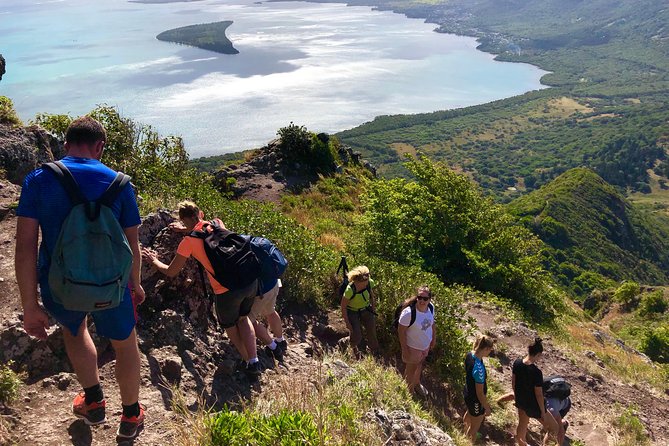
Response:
[168,222,188,233]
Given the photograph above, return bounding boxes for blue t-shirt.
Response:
[472,356,486,384]
[17,156,141,276]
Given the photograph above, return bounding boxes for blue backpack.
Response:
[242,236,288,294]
[43,161,133,312]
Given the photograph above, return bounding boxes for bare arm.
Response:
[15,217,50,339]
[341,296,351,328]
[123,225,144,303]
[475,382,491,414]
[534,385,546,417]
[430,324,436,350]
[143,248,188,278]
[369,288,376,313]
[398,324,408,351]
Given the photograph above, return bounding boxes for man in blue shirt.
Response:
[15,117,145,439]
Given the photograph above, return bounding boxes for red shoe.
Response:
[72,392,106,426]
[117,404,146,439]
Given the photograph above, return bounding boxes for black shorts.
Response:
[214,279,258,328]
[465,398,485,417]
[516,403,542,420]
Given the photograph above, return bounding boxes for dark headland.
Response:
[156,21,239,55]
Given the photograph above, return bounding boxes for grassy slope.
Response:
[507,168,669,295]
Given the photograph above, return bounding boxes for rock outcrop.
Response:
[368,409,456,446]
[0,123,64,185]
[0,54,5,81]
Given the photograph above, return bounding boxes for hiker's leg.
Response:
[225,326,249,361]
[403,362,418,391]
[541,410,559,446]
[62,317,99,388]
[412,358,424,388]
[237,316,257,360]
[252,319,273,346]
[110,329,141,405]
[266,311,283,339]
[468,414,484,443]
[347,310,362,353]
[516,409,529,446]
[463,410,472,439]
[360,309,379,354]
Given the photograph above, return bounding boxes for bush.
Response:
[638,290,668,316]
[277,123,337,174]
[641,326,669,363]
[613,281,641,306]
[360,155,560,320]
[207,408,320,446]
[0,96,21,126]
[0,362,21,405]
[613,406,650,446]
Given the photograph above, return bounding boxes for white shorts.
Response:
[248,283,279,321]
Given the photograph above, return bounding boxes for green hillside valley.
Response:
[1,0,669,445]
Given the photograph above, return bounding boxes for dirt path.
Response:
[467,303,669,446]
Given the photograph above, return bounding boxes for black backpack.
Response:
[189,220,261,291]
[393,301,434,330]
[542,375,571,400]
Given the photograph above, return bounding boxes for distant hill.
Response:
[507,168,669,296]
[157,21,239,55]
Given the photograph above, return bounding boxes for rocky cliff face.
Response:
[0,54,5,81]
[0,123,64,185]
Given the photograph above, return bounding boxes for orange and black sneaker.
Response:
[117,404,146,439]
[72,392,106,426]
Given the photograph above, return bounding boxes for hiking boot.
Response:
[117,404,146,439]
[72,392,106,426]
[245,361,262,378]
[415,384,429,398]
[265,345,284,362]
[276,340,288,354]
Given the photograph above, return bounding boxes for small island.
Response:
[156,21,239,55]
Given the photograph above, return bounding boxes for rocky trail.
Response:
[464,304,669,446]
[2,178,669,446]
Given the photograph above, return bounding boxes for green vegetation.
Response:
[639,290,668,316]
[0,361,21,405]
[613,406,651,446]
[0,96,21,126]
[157,21,239,55]
[640,327,669,364]
[360,156,561,320]
[277,123,339,174]
[614,282,641,306]
[173,356,432,446]
[508,168,669,298]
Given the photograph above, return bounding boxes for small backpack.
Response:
[189,221,261,291]
[44,161,133,312]
[393,300,434,330]
[542,375,571,400]
[242,235,288,294]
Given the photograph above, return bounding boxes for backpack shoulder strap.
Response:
[428,302,434,314]
[98,172,131,207]
[409,302,417,327]
[42,161,86,205]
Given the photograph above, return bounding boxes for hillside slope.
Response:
[507,168,669,295]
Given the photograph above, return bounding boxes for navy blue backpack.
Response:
[242,236,288,294]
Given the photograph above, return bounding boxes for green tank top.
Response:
[344,279,375,310]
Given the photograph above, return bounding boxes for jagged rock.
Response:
[150,347,183,384]
[312,322,348,346]
[368,409,455,446]
[0,54,5,81]
[326,359,355,381]
[138,209,175,247]
[0,124,64,185]
[0,180,20,221]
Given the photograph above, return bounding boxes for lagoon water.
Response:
[0,0,547,156]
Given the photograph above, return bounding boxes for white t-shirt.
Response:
[398,305,434,351]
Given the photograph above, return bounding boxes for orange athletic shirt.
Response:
[176,219,228,295]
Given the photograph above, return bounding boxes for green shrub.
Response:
[277,123,337,173]
[0,96,21,126]
[207,408,320,446]
[638,290,668,316]
[640,326,669,363]
[613,406,650,446]
[0,361,22,405]
[614,281,641,306]
[360,155,560,320]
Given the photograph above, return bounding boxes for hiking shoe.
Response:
[117,404,146,439]
[245,361,262,378]
[415,384,429,398]
[276,340,288,354]
[72,392,106,426]
[265,345,284,362]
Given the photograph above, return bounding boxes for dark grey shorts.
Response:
[214,279,259,328]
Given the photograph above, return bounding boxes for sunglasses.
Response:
[417,295,431,301]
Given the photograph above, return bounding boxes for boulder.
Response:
[0,124,64,185]
[368,409,455,445]
[0,180,21,221]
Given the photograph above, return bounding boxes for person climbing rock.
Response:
[396,285,436,397]
[142,201,262,378]
[15,116,146,439]
[463,335,495,443]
